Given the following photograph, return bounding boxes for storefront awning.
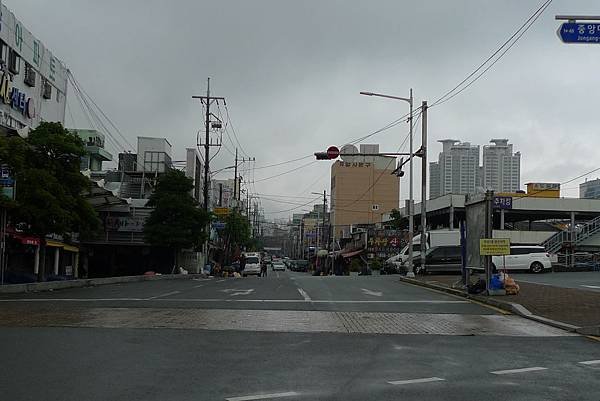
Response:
[341,249,364,258]
[46,240,79,252]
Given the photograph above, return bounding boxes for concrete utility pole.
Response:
[192,77,225,267]
[420,101,428,272]
[233,148,238,203]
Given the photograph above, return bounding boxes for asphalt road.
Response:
[512,271,600,292]
[1,270,599,401]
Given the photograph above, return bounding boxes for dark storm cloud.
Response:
[10,0,600,213]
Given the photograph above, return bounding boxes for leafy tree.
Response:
[144,169,209,270]
[388,208,407,229]
[0,122,100,280]
[220,209,251,264]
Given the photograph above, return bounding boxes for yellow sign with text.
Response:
[479,238,510,256]
[213,207,230,216]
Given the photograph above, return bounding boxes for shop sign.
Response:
[0,71,35,119]
[105,216,146,232]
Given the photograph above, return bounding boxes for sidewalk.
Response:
[406,274,600,330]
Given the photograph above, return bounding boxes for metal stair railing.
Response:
[542,215,600,253]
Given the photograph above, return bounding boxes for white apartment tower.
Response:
[482,139,520,192]
[429,140,480,198]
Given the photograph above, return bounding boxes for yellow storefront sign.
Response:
[479,238,510,256]
[213,207,230,216]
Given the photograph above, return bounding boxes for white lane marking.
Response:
[388,377,445,385]
[0,298,470,303]
[193,284,204,288]
[226,391,299,401]
[579,360,600,365]
[297,288,311,301]
[276,272,280,279]
[581,285,600,289]
[231,289,255,296]
[361,288,383,297]
[146,290,181,300]
[490,367,547,375]
[216,279,227,283]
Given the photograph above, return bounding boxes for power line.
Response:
[430,0,552,108]
[253,160,318,183]
[264,196,322,214]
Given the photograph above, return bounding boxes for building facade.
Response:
[0,3,67,132]
[482,139,520,193]
[185,147,203,204]
[137,137,172,173]
[330,144,399,241]
[580,179,600,199]
[73,129,113,172]
[429,139,480,199]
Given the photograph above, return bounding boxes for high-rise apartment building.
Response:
[482,139,520,192]
[580,178,600,199]
[429,140,480,198]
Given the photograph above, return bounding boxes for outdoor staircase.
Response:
[542,215,600,253]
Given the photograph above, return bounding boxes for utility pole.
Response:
[407,89,415,277]
[420,101,428,272]
[192,77,225,268]
[322,190,327,251]
[233,148,238,203]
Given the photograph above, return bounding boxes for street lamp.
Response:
[360,89,416,277]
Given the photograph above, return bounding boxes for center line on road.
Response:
[490,367,547,375]
[388,377,445,385]
[297,288,311,301]
[579,360,600,365]
[146,290,181,300]
[225,391,299,401]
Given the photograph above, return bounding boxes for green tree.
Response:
[388,208,406,229]
[221,209,251,263]
[144,169,209,270]
[0,122,100,280]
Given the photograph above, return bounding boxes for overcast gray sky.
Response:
[10,0,600,218]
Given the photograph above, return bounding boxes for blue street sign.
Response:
[211,222,226,230]
[493,196,512,210]
[558,22,600,44]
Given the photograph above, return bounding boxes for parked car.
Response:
[293,260,309,272]
[410,245,462,274]
[242,253,262,277]
[491,246,551,273]
[272,261,286,271]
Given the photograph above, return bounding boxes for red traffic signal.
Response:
[315,146,340,160]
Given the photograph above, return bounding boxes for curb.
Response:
[398,276,580,333]
[0,273,207,294]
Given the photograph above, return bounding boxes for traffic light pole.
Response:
[420,101,428,273]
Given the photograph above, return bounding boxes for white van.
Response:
[385,230,461,267]
[492,246,551,273]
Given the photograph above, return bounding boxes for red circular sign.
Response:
[326,146,339,159]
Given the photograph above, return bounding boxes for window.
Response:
[43,80,52,99]
[24,63,36,87]
[0,41,6,64]
[8,49,19,74]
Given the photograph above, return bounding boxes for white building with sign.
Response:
[0,2,68,133]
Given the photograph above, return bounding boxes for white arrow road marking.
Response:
[297,288,311,301]
[361,288,383,297]
[579,360,600,365]
[388,377,445,385]
[226,391,299,401]
[231,289,255,296]
[490,367,547,375]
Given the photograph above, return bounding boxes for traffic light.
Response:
[314,152,330,160]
